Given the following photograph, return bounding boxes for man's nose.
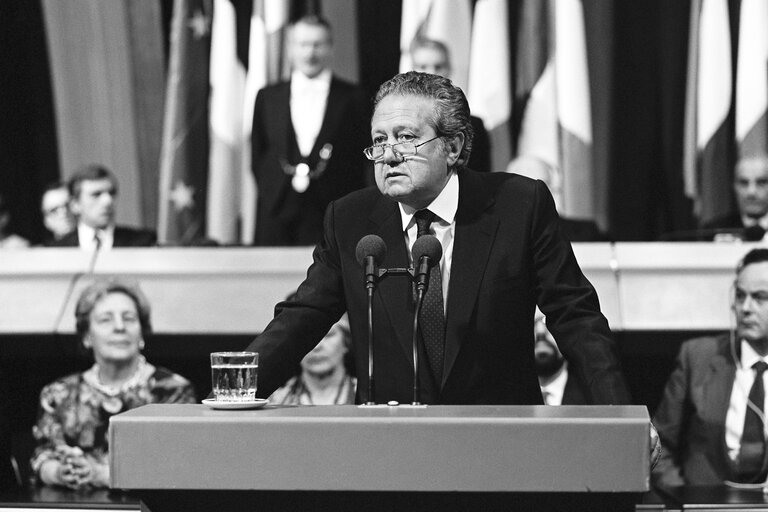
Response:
[382,145,402,166]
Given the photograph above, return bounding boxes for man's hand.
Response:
[650,422,662,470]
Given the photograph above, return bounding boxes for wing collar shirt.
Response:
[290,68,332,158]
[77,223,113,250]
[399,172,458,314]
[725,339,768,465]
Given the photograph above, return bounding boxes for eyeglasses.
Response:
[363,136,440,162]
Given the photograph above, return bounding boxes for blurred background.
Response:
[0,0,754,244]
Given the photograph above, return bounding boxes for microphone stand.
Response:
[375,267,423,406]
[365,282,376,406]
[411,287,424,406]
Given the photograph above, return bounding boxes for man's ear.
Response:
[445,133,465,167]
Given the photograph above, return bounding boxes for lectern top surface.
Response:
[113,403,649,424]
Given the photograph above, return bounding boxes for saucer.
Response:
[201,398,269,410]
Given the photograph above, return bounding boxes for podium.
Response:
[110,404,650,511]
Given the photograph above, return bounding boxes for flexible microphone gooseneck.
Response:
[410,235,442,405]
[52,241,102,334]
[355,235,387,405]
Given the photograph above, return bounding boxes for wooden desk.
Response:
[0,243,755,334]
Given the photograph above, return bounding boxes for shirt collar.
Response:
[399,172,459,231]
[740,339,768,371]
[78,222,114,247]
[291,68,332,92]
[742,213,768,230]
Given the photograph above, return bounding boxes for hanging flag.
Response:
[736,0,768,157]
[206,0,290,245]
[467,0,512,172]
[683,0,734,224]
[206,0,246,245]
[399,0,472,92]
[157,0,212,245]
[512,0,598,222]
[514,0,559,183]
[554,0,595,220]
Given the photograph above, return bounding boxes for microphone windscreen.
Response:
[355,234,387,267]
[412,235,442,268]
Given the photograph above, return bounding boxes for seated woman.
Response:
[268,313,356,405]
[31,278,196,489]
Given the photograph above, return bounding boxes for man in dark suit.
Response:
[251,15,370,246]
[535,310,586,405]
[701,157,768,242]
[653,248,768,488]
[245,71,629,406]
[506,155,609,242]
[52,164,156,248]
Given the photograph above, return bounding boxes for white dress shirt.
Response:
[290,69,332,157]
[77,223,113,250]
[399,172,459,313]
[540,362,570,406]
[725,340,768,466]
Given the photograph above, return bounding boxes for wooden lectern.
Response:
[110,404,650,511]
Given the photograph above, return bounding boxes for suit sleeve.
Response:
[243,201,347,398]
[530,179,631,404]
[651,342,691,488]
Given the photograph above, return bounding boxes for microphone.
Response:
[411,235,442,293]
[355,234,387,290]
[410,235,442,406]
[355,234,387,405]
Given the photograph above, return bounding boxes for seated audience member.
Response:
[52,164,156,249]
[653,248,768,488]
[409,37,491,173]
[701,156,768,242]
[506,155,609,241]
[31,279,195,489]
[40,181,75,245]
[0,193,30,248]
[535,310,586,405]
[268,311,356,405]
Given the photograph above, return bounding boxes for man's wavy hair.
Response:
[373,71,474,172]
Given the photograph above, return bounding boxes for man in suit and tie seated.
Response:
[244,71,631,407]
[251,15,370,246]
[653,248,768,489]
[702,157,768,242]
[535,309,586,405]
[52,164,156,249]
[506,155,609,242]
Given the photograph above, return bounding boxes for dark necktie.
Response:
[737,360,768,482]
[414,209,445,384]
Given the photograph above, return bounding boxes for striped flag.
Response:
[467,0,513,172]
[554,0,595,220]
[206,0,289,245]
[683,0,734,224]
[736,0,768,158]
[513,0,596,221]
[399,0,472,92]
[157,0,211,245]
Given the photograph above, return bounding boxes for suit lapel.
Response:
[310,78,343,159]
[442,171,498,386]
[707,342,737,469]
[277,82,300,160]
